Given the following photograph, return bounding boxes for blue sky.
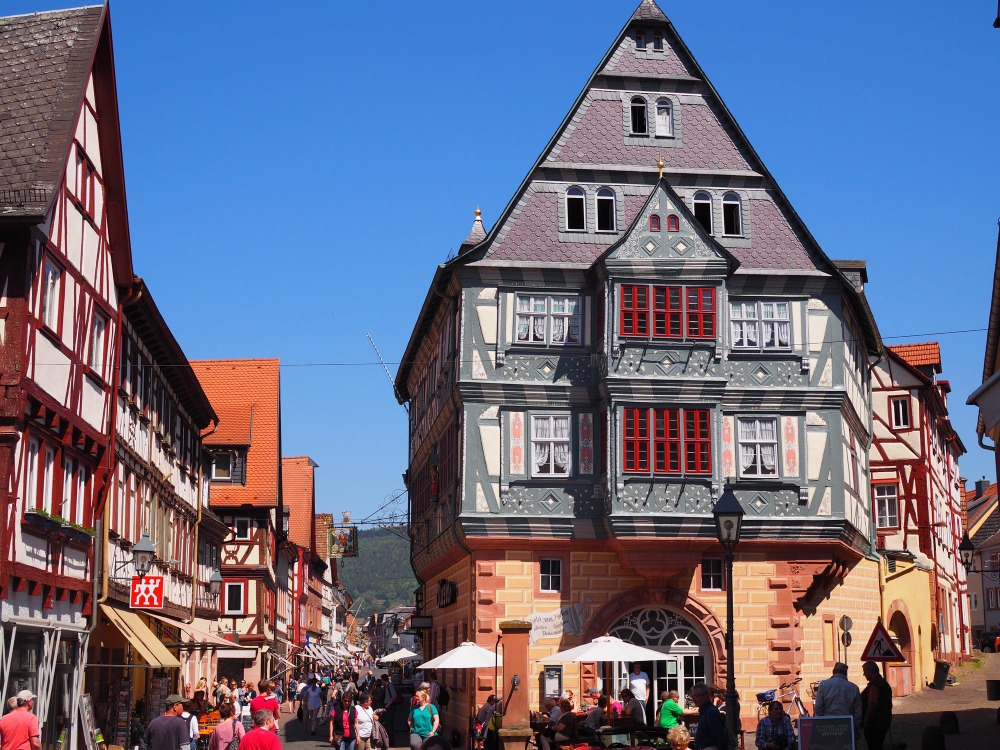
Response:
[9,1,1000,521]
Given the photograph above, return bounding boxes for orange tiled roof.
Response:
[888,342,941,369]
[315,513,333,559]
[282,456,316,549]
[192,359,281,508]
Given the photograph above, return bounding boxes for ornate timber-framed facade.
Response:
[869,343,968,696]
[397,0,885,729]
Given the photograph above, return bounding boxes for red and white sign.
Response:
[860,620,905,662]
[129,576,165,609]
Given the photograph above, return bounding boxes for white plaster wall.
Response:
[80,374,104,431]
[32,334,70,402]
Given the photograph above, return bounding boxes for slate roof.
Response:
[632,0,668,22]
[282,456,316,549]
[0,5,104,216]
[192,359,282,508]
[889,342,942,370]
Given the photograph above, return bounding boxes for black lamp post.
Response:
[713,484,745,740]
[959,532,1000,579]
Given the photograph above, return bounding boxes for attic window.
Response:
[565,187,586,231]
[667,215,679,232]
[722,192,742,236]
[649,215,661,232]
[655,99,673,137]
[653,33,663,51]
[596,189,617,232]
[636,31,646,50]
[630,97,648,135]
[693,192,713,234]
[213,451,234,480]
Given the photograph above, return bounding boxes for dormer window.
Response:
[636,31,646,50]
[667,215,679,232]
[655,99,673,137]
[565,187,586,231]
[596,188,617,232]
[652,33,663,51]
[723,192,742,236]
[213,451,234,480]
[649,215,661,232]
[693,192,713,234]
[630,97,648,135]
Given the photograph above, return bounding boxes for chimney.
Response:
[976,477,991,498]
[959,477,969,533]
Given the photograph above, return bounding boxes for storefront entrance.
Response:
[609,607,710,722]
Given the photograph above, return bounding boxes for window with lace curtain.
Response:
[516,295,582,346]
[730,300,791,350]
[737,417,778,478]
[531,415,571,477]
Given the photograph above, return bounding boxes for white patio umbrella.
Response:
[540,635,670,663]
[379,647,419,663]
[418,642,503,670]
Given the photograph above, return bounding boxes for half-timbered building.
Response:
[192,359,283,684]
[282,457,326,657]
[396,0,886,730]
[0,7,134,745]
[869,342,969,694]
[963,479,999,642]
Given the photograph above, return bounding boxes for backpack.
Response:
[438,684,450,708]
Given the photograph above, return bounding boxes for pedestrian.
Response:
[475,696,497,727]
[305,678,324,735]
[209,703,245,750]
[217,679,231,708]
[428,671,441,709]
[2,698,17,716]
[629,663,650,707]
[145,694,190,750]
[370,676,386,710]
[538,700,574,750]
[407,690,439,750]
[619,689,645,726]
[689,683,727,750]
[180,701,199,750]
[354,693,376,750]
[754,701,795,750]
[658,690,683,730]
[250,681,280,733]
[0,690,41,750]
[860,661,892,750]
[813,662,862,737]
[331,692,358,750]
[239,710,281,750]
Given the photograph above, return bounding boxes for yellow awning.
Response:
[100,604,180,668]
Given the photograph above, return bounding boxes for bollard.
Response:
[938,711,959,734]
[920,725,947,750]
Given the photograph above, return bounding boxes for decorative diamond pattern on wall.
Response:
[752,365,771,384]
[749,493,768,514]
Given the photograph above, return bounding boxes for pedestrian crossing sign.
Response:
[860,620,905,662]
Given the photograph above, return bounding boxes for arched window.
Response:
[667,214,679,232]
[596,188,617,232]
[565,187,586,231]
[693,191,712,234]
[655,98,673,137]
[630,97,648,135]
[722,192,742,236]
[649,214,660,232]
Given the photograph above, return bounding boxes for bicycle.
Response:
[755,677,809,723]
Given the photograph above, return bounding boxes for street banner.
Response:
[860,620,905,662]
[129,575,164,609]
[798,716,855,750]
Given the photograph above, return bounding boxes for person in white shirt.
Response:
[628,664,650,707]
[305,678,324,735]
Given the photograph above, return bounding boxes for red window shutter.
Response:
[623,408,649,473]
[652,408,681,473]
[620,285,650,337]
[686,287,716,339]
[652,286,683,338]
[684,409,712,474]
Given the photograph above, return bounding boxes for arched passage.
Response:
[886,600,915,696]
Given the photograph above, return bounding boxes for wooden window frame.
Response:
[213,451,234,481]
[530,414,572,478]
[223,580,248,615]
[890,396,911,430]
[722,192,743,237]
[539,558,563,594]
[652,286,682,339]
[685,287,716,339]
[596,188,617,233]
[233,517,252,541]
[666,214,679,232]
[872,482,900,531]
[699,558,725,592]
[515,294,582,347]
[620,285,649,337]
[736,417,780,479]
[88,310,108,376]
[623,407,711,476]
[649,214,661,232]
[40,255,64,335]
[565,187,586,231]
[623,407,649,473]
[693,192,713,234]
[630,97,648,136]
[655,99,673,138]
[620,284,716,341]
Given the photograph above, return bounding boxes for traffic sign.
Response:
[839,615,853,632]
[841,632,852,647]
[860,620,904,662]
[129,575,164,609]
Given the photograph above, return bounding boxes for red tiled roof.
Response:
[282,456,316,549]
[888,342,941,369]
[192,359,281,508]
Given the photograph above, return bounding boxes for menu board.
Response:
[798,716,855,750]
[107,679,133,747]
[147,677,171,722]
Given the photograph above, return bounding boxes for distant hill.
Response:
[335,526,416,618]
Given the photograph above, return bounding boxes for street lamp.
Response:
[208,568,224,597]
[959,532,1000,579]
[713,484,745,740]
[132,533,157,577]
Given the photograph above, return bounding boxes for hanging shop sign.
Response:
[329,518,358,559]
[437,579,458,608]
[129,576,164,609]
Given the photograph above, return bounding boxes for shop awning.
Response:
[148,613,255,652]
[100,604,180,668]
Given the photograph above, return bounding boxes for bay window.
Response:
[516,294,581,346]
[619,285,716,340]
[730,300,791,350]
[623,407,711,475]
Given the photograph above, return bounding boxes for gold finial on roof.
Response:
[475,206,481,218]
[657,155,664,179]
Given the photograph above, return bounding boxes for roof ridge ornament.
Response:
[657,155,664,179]
[461,206,488,249]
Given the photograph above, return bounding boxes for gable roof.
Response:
[0,4,134,285]
[192,358,282,508]
[282,456,316,549]
[889,342,941,372]
[967,482,1000,545]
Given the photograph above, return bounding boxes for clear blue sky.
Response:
[9,1,1000,521]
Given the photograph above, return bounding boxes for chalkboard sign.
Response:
[798,716,855,750]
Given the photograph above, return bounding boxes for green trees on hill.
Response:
[336,526,416,618]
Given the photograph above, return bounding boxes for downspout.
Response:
[186,417,219,624]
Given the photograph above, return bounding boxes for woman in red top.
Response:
[330,693,357,750]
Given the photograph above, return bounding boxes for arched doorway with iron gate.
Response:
[608,607,712,720]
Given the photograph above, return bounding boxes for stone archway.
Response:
[583,587,726,683]
[886,600,915,696]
